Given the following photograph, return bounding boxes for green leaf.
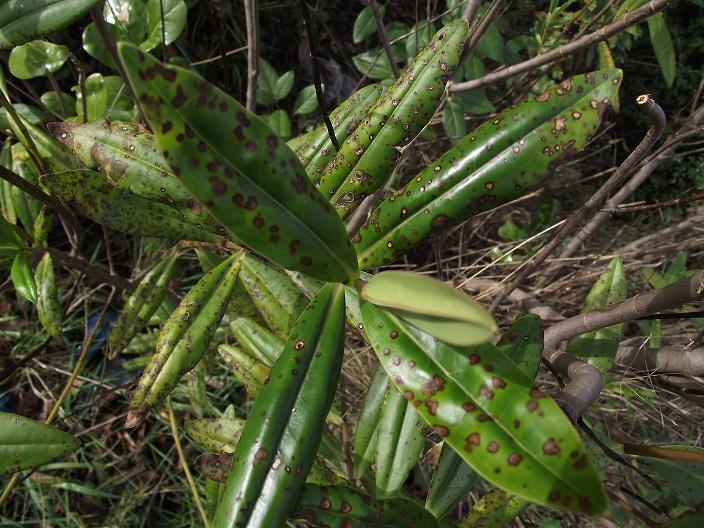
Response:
[218,343,270,398]
[293,484,438,527]
[0,103,49,130]
[118,43,359,283]
[35,252,62,336]
[0,0,102,48]
[274,70,294,101]
[0,413,79,475]
[127,252,244,426]
[73,73,109,121]
[647,13,676,88]
[141,0,187,51]
[103,0,147,42]
[265,109,292,140]
[8,40,69,79]
[476,22,504,63]
[442,99,466,138]
[456,488,528,527]
[10,143,41,236]
[352,366,389,481]
[426,443,479,518]
[11,251,37,303]
[213,284,346,527]
[360,302,608,515]
[496,314,543,380]
[325,20,469,217]
[256,58,279,106]
[352,49,396,80]
[292,84,318,115]
[566,257,626,372]
[40,91,75,118]
[405,20,434,60]
[0,213,22,257]
[229,316,284,366]
[82,22,118,68]
[353,4,384,44]
[39,169,219,242]
[354,69,622,268]
[185,416,246,454]
[360,271,497,347]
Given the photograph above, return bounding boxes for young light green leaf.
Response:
[141,0,187,51]
[11,251,37,303]
[35,252,62,336]
[185,416,246,454]
[265,109,292,140]
[353,4,384,44]
[256,58,280,106]
[274,70,294,101]
[118,43,359,283]
[647,13,675,88]
[360,271,497,346]
[442,98,467,138]
[352,49,396,80]
[212,284,346,527]
[293,484,438,527]
[292,85,318,115]
[8,40,69,79]
[0,0,101,48]
[0,412,80,475]
[360,301,608,515]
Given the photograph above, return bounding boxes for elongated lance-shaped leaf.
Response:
[213,284,346,528]
[0,412,79,475]
[375,382,426,496]
[10,143,41,235]
[296,84,383,181]
[361,271,497,346]
[109,252,179,355]
[293,484,439,527]
[185,416,246,454]
[285,128,313,154]
[566,257,626,373]
[127,251,244,428]
[360,301,608,515]
[354,69,622,268]
[317,20,468,218]
[456,488,528,527]
[0,0,101,48]
[118,43,359,284]
[497,314,544,381]
[238,254,309,339]
[229,316,284,366]
[40,169,220,242]
[218,343,270,398]
[11,251,37,303]
[352,366,389,480]
[35,252,62,336]
[0,138,16,224]
[426,442,480,519]
[8,115,79,174]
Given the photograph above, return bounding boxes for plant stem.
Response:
[244,0,259,111]
[369,0,400,78]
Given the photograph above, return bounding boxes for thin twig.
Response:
[299,0,340,150]
[32,247,134,291]
[462,0,503,60]
[244,0,259,111]
[489,95,666,311]
[346,190,384,237]
[449,0,676,93]
[166,396,210,527]
[601,191,704,214]
[0,88,47,174]
[462,0,483,23]
[369,0,400,78]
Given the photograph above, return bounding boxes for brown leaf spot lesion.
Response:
[433,425,449,438]
[543,438,561,456]
[210,177,227,196]
[421,375,446,394]
[171,85,187,108]
[507,453,523,466]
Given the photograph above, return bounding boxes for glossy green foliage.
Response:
[73,74,136,122]
[118,43,359,284]
[109,252,178,355]
[185,416,246,454]
[10,143,41,235]
[8,40,68,79]
[0,412,79,475]
[239,254,309,339]
[39,169,219,242]
[457,488,528,527]
[354,69,623,268]
[496,314,544,380]
[293,484,438,527]
[229,316,284,366]
[295,84,383,181]
[567,257,626,372]
[360,302,608,514]
[127,252,244,427]
[317,20,468,218]
[375,383,426,496]
[426,443,479,519]
[35,252,61,336]
[213,284,346,527]
[361,271,497,346]
[0,138,15,225]
[0,0,101,48]
[11,251,37,303]
[49,119,191,203]
[352,366,388,480]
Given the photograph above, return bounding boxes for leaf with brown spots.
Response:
[497,314,544,380]
[118,43,358,284]
[39,169,219,242]
[455,487,528,527]
[293,484,438,527]
[185,416,246,454]
[317,20,468,218]
[425,442,480,519]
[213,284,346,527]
[361,301,608,515]
[354,69,623,269]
